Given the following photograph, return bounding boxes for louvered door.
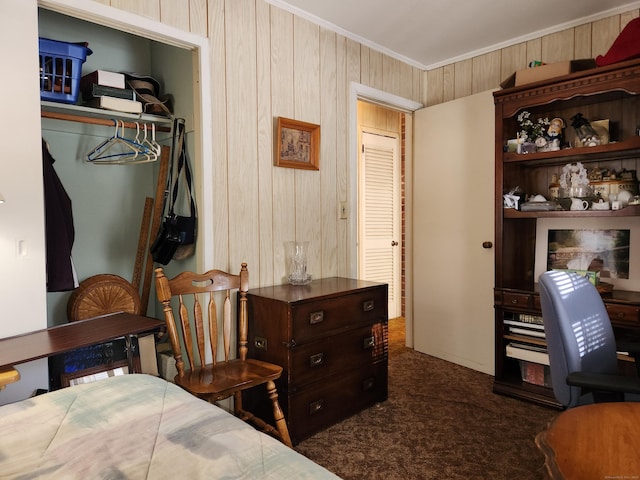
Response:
[358,131,400,317]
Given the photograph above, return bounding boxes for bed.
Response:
[0,374,340,479]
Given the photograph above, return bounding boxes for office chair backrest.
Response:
[538,270,618,407]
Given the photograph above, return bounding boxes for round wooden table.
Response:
[536,402,640,479]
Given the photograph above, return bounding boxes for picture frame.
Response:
[534,217,640,291]
[275,117,320,170]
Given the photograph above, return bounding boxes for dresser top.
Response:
[247,277,386,303]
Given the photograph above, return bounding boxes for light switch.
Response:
[16,239,27,257]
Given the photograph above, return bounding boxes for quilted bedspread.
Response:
[0,374,340,479]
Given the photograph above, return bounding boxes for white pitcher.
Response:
[570,198,589,210]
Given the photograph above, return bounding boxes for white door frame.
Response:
[348,82,422,346]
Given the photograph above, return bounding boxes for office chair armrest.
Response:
[567,371,640,394]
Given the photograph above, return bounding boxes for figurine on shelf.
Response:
[570,113,601,147]
[559,162,592,198]
[545,117,565,151]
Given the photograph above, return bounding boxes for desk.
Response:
[0,313,164,386]
[536,403,640,479]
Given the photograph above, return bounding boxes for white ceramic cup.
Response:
[570,198,589,211]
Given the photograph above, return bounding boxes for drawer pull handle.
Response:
[511,299,518,305]
[363,300,375,311]
[617,312,625,319]
[309,353,325,367]
[363,377,375,391]
[363,336,375,349]
[254,336,267,350]
[310,311,324,324]
[309,399,325,415]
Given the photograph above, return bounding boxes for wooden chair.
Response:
[154,263,292,447]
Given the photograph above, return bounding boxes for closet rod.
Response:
[41,110,172,132]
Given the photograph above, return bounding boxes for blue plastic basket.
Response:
[39,37,92,104]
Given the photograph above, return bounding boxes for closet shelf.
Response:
[41,101,172,132]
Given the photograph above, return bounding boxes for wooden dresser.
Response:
[243,277,388,445]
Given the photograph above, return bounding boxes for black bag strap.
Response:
[168,120,196,220]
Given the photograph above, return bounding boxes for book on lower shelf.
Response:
[506,344,552,387]
[85,96,142,114]
[506,343,549,365]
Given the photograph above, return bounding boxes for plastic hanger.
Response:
[86,120,157,164]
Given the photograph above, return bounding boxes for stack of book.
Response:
[504,313,551,387]
[80,70,142,114]
[504,313,545,339]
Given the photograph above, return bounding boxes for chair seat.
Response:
[174,358,283,399]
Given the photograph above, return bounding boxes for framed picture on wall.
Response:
[275,117,320,170]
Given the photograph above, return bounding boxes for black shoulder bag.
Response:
[150,119,197,264]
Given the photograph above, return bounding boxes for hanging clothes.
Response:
[42,139,78,292]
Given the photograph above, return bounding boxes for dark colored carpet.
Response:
[295,319,558,479]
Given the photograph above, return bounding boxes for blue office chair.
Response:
[538,270,640,408]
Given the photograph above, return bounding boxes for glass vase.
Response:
[286,241,311,285]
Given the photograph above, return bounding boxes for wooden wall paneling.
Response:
[591,16,621,59]
[382,55,401,98]
[412,66,421,104]
[472,50,501,94]
[293,16,322,279]
[360,46,371,86]
[621,9,639,28]
[225,0,259,271]
[270,6,296,284]
[574,24,592,59]
[110,0,160,20]
[320,27,339,278]
[335,34,349,277]
[525,37,542,65]
[346,38,361,86]
[209,0,230,269]
[256,0,275,286]
[159,0,189,31]
[454,58,472,99]
[443,64,455,103]
[425,68,443,107]
[397,61,414,101]
[368,48,384,91]
[500,43,526,85]
[541,29,574,63]
[189,0,208,36]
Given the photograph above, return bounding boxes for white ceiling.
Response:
[267,0,639,69]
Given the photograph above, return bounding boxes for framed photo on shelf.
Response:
[275,117,320,170]
[534,217,640,291]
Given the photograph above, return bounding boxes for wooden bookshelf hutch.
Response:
[493,58,640,408]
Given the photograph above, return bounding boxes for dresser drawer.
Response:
[290,322,387,387]
[499,292,533,310]
[605,303,640,326]
[291,287,386,343]
[287,361,388,443]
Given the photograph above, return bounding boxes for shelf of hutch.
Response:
[41,101,172,132]
[493,58,640,407]
[242,277,388,445]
